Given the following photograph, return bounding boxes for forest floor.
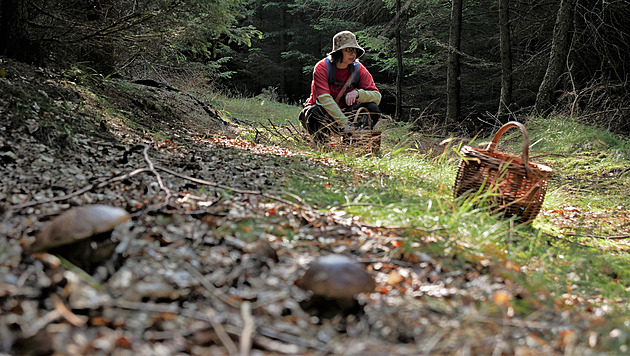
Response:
[0,56,626,355]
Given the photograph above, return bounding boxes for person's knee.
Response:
[363,102,381,113]
[302,104,331,135]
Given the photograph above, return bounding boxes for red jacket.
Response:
[307,58,379,110]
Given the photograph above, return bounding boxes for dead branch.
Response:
[154,165,303,208]
[142,145,172,204]
[112,300,237,354]
[50,293,88,327]
[8,167,150,211]
[182,262,241,309]
[239,301,254,356]
[264,118,292,143]
[562,232,630,240]
[285,118,312,143]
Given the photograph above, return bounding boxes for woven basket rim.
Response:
[461,145,553,175]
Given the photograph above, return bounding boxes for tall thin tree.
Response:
[395,0,404,121]
[498,0,512,116]
[446,0,463,123]
[534,0,577,114]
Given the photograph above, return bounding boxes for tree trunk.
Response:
[534,0,576,114]
[280,1,287,95]
[446,0,463,123]
[0,0,37,61]
[395,0,403,121]
[498,0,512,116]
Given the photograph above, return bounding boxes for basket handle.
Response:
[486,121,530,164]
[353,107,373,129]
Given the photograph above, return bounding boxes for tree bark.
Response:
[395,0,404,121]
[0,0,37,61]
[534,0,577,114]
[446,0,463,123]
[498,0,512,116]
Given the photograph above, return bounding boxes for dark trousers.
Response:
[299,102,381,144]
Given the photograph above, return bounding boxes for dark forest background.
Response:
[1,0,629,134]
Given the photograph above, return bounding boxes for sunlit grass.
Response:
[209,91,302,126]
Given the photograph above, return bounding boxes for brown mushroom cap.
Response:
[30,205,130,253]
[295,254,375,298]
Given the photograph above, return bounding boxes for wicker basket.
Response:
[453,121,553,223]
[341,107,381,155]
[342,130,381,155]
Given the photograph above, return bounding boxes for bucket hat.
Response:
[328,31,365,58]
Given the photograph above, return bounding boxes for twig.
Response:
[264,117,291,143]
[155,165,303,208]
[112,300,238,354]
[240,301,254,356]
[182,262,241,308]
[562,232,630,240]
[8,167,150,211]
[142,145,172,203]
[206,308,239,355]
[155,165,257,194]
[22,310,62,338]
[10,145,304,217]
[285,118,311,143]
[50,293,88,326]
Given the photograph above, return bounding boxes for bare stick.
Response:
[9,167,150,210]
[265,117,291,143]
[112,300,238,354]
[182,261,241,308]
[286,118,311,143]
[240,301,254,356]
[206,308,239,355]
[155,165,302,208]
[50,293,88,326]
[562,232,630,240]
[142,145,172,203]
[22,309,62,338]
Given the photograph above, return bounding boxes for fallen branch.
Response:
[285,118,312,143]
[182,261,241,308]
[9,167,150,211]
[562,232,630,240]
[22,310,62,338]
[154,165,304,208]
[142,145,172,204]
[264,117,291,143]
[239,301,254,356]
[206,308,239,355]
[112,300,238,354]
[9,146,304,212]
[50,293,88,326]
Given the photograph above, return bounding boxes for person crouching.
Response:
[300,31,382,145]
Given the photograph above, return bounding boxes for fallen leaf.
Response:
[493,291,511,307]
[386,270,405,285]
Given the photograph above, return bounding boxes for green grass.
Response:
[209,91,302,126]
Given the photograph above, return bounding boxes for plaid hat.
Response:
[328,31,365,58]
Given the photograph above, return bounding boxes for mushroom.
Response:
[295,254,375,314]
[29,204,130,253]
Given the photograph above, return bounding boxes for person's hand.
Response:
[345,89,359,106]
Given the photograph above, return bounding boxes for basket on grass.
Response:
[453,121,553,223]
[341,107,381,156]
